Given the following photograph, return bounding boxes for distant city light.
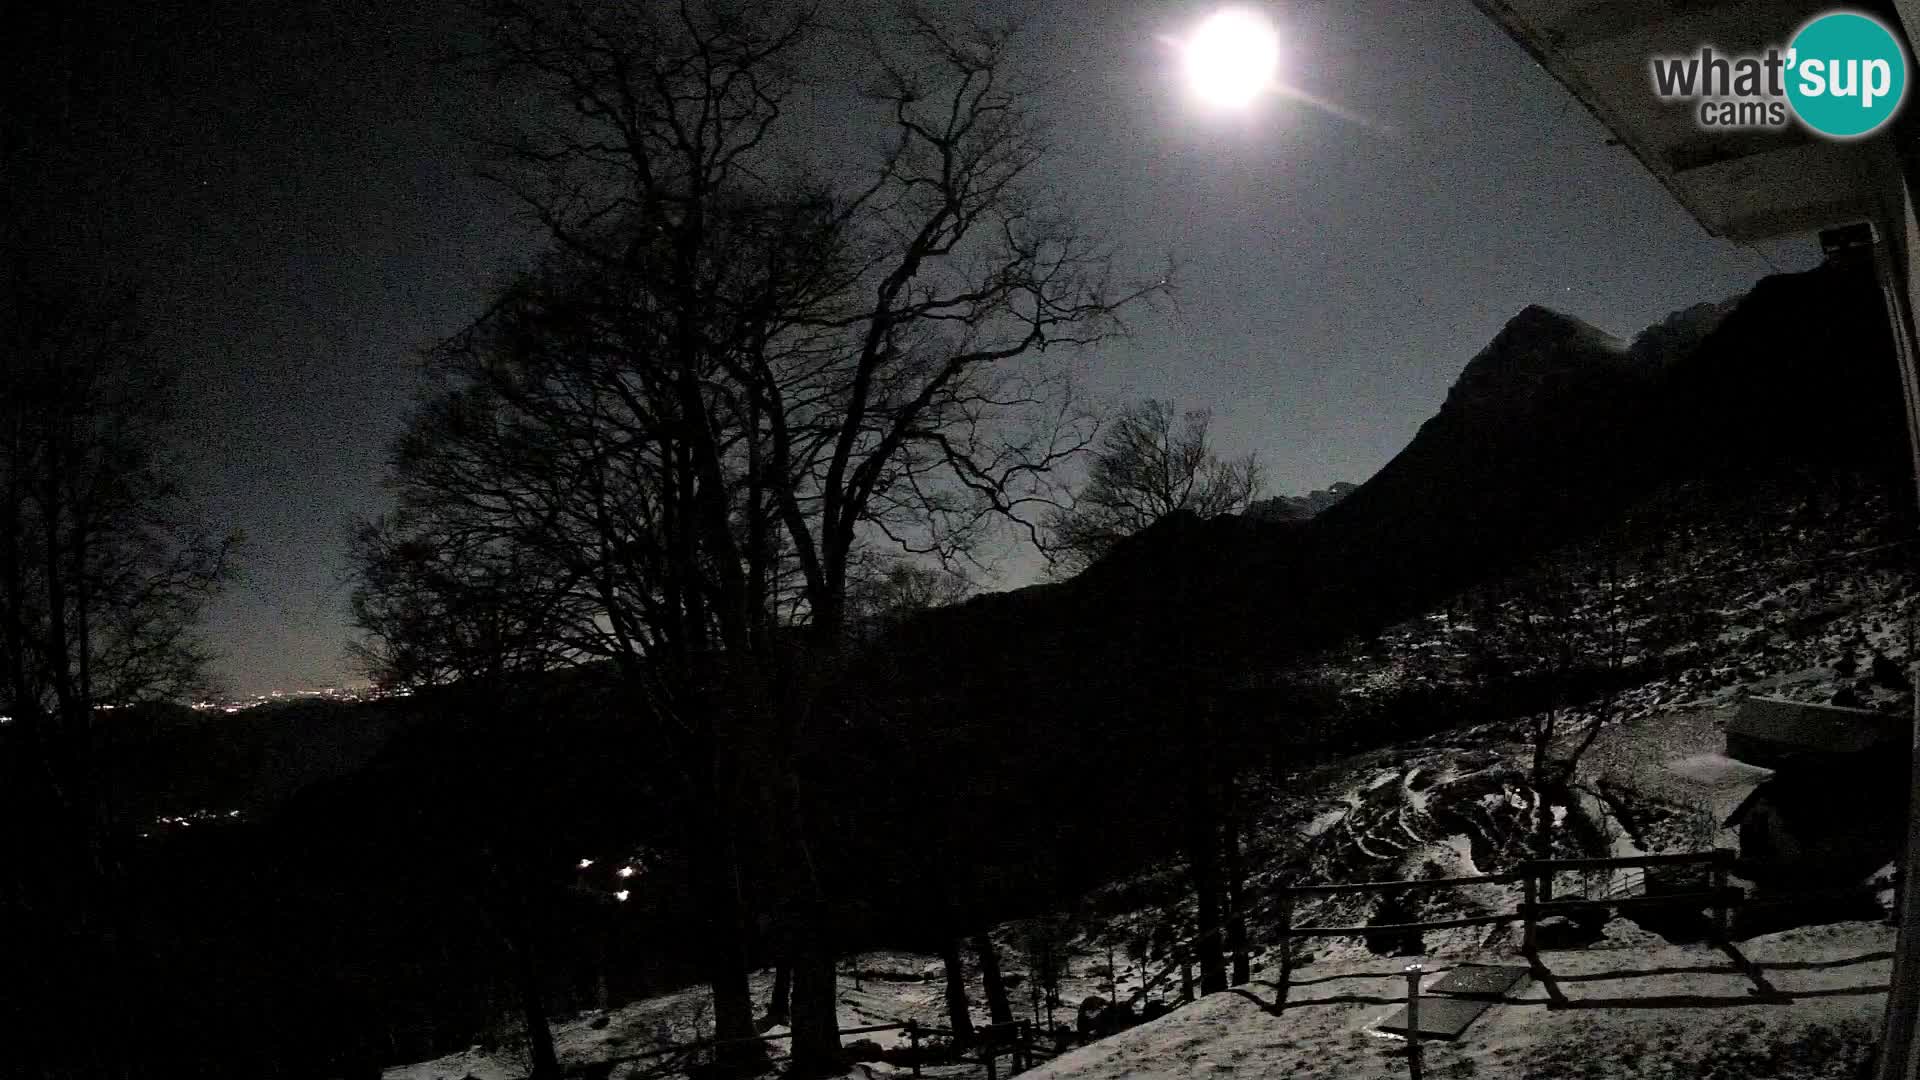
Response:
[577,858,595,870]
[614,890,630,902]
[150,809,244,832]
[616,865,635,878]
[190,684,391,713]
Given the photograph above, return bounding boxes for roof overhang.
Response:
[1471,0,1906,243]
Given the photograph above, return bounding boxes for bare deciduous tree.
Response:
[1464,546,1625,888]
[365,4,1170,1074]
[0,269,238,1077]
[1043,400,1262,575]
[350,520,591,1080]
[845,553,971,638]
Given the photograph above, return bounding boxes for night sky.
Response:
[15,1,1818,697]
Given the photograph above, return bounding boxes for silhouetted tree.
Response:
[939,937,976,1046]
[1464,545,1625,886]
[1015,916,1070,1030]
[766,962,791,1030]
[1221,768,1250,987]
[0,270,238,1077]
[846,555,972,642]
[399,3,1171,1074]
[973,932,1015,1027]
[1043,400,1262,575]
[350,520,590,1079]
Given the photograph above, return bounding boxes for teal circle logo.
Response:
[1786,11,1908,138]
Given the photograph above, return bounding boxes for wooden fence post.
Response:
[1521,865,1539,953]
[1404,963,1425,1080]
[1712,849,1731,940]
[908,1020,921,1079]
[1278,889,1295,997]
[985,1039,997,1080]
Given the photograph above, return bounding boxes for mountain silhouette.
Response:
[895,259,1908,708]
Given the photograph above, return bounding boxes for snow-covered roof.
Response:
[1726,695,1906,755]
[1660,752,1775,826]
[1469,0,1900,242]
[1720,781,1773,828]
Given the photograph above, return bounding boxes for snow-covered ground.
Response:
[384,946,1150,1080]
[392,920,1894,1080]
[387,708,1901,1080]
[1019,920,1892,1080]
[1311,482,1919,730]
[387,482,1914,1080]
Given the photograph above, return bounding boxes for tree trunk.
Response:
[1535,784,1557,856]
[768,962,792,1027]
[939,938,975,1045]
[1191,839,1226,993]
[753,759,839,1077]
[1530,712,1557,902]
[1223,790,1250,987]
[974,933,1014,1026]
[1186,765,1227,994]
[785,899,840,1078]
[744,624,840,1079]
[689,821,766,1076]
[710,912,764,1074]
[510,922,560,1080]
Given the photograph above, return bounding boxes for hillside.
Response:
[371,258,1920,1080]
[390,919,1892,1080]
[1243,482,1357,523]
[837,257,1909,932]
[899,259,1904,709]
[99,695,419,829]
[111,254,1903,1080]
[1015,920,1889,1080]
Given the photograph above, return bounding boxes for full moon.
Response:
[1183,8,1281,108]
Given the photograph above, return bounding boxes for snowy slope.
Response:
[387,476,1917,1080]
[1016,921,1890,1080]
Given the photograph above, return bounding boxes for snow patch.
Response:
[1301,808,1346,838]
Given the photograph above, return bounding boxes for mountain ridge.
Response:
[898,260,1907,704]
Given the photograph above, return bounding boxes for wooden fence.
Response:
[558,1021,909,1079]
[555,851,1736,1079]
[1274,849,1739,989]
[557,1017,1039,1080]
[1516,849,1739,949]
